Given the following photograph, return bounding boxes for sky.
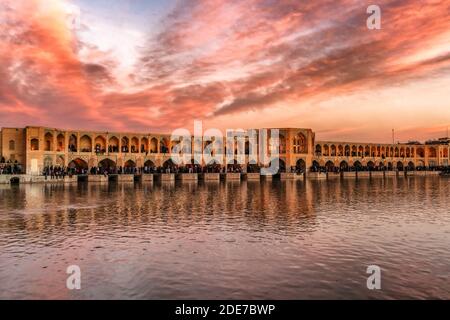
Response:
[0,0,449,143]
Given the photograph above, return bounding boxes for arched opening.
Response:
[353,161,363,171]
[351,145,357,157]
[94,136,106,154]
[406,148,411,158]
[397,161,404,171]
[160,138,169,154]
[395,147,399,158]
[131,137,139,153]
[340,161,349,172]
[400,147,405,157]
[99,159,116,172]
[416,160,425,169]
[345,145,351,156]
[387,162,393,171]
[315,145,322,156]
[367,161,375,171]
[296,159,306,173]
[227,159,242,172]
[121,137,130,153]
[141,138,149,153]
[69,134,77,152]
[293,133,307,154]
[68,158,88,174]
[9,140,15,151]
[163,159,176,170]
[428,147,437,158]
[364,146,370,157]
[379,162,385,170]
[144,160,155,167]
[358,146,364,157]
[323,145,329,156]
[407,161,415,171]
[56,134,65,152]
[144,160,155,173]
[109,136,119,153]
[124,160,136,168]
[44,132,53,151]
[278,134,287,154]
[337,145,344,157]
[325,160,335,172]
[311,160,320,172]
[56,156,64,167]
[150,138,158,153]
[30,138,39,151]
[267,158,286,173]
[80,135,92,153]
[416,147,425,158]
[247,162,260,173]
[330,145,336,156]
[44,156,53,168]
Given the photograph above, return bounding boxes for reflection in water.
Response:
[0,177,449,299]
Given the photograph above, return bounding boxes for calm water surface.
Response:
[0,177,449,299]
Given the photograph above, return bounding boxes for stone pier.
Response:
[176,173,198,181]
[245,173,261,181]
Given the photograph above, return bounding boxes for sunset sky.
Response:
[0,0,449,142]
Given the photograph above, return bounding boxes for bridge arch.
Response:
[296,159,306,172]
[325,160,335,172]
[124,160,136,168]
[340,161,349,171]
[68,158,88,172]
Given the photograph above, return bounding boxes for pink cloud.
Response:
[0,0,449,141]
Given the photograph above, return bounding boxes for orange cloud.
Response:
[0,0,449,141]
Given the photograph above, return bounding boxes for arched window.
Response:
[30,139,39,151]
[293,133,307,154]
[9,140,15,151]
[44,132,54,151]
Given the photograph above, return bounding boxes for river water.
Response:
[0,176,449,299]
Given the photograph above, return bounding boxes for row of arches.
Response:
[35,133,172,154]
[315,144,436,158]
[311,160,422,172]
[66,158,179,171]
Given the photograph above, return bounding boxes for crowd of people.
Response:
[0,163,22,175]
[5,162,449,177]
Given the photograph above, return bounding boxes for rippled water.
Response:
[0,177,449,300]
